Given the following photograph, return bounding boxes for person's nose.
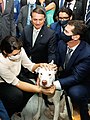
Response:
[36,20,40,24]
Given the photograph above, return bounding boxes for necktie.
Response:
[0,0,4,13]
[64,47,73,68]
[59,0,64,8]
[27,4,36,25]
[33,29,39,46]
[85,0,90,25]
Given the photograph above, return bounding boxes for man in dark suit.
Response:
[53,20,90,120]
[50,7,73,44]
[20,7,56,78]
[0,0,16,41]
[17,0,36,35]
[64,0,85,20]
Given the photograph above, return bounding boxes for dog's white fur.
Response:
[33,66,73,120]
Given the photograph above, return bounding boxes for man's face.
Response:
[31,12,45,29]
[59,12,70,21]
[64,24,74,36]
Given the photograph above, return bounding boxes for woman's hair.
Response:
[0,36,23,57]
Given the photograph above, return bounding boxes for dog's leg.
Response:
[53,90,61,120]
[33,93,43,120]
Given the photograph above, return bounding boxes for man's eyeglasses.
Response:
[59,17,69,20]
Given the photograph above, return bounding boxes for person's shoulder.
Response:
[50,22,59,28]
[24,24,32,31]
[20,4,28,10]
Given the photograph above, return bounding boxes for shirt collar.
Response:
[67,0,76,5]
[68,43,79,52]
[33,27,41,33]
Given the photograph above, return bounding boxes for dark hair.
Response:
[57,7,73,18]
[0,36,23,57]
[36,0,52,6]
[31,6,46,18]
[67,20,87,37]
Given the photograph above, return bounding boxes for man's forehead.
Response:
[59,12,69,17]
[65,24,75,31]
[32,12,45,18]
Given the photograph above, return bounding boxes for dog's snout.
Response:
[42,80,47,86]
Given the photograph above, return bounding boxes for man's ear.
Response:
[72,34,80,40]
[70,16,73,20]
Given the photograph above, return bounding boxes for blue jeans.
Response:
[0,100,10,120]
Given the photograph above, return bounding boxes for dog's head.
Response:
[37,67,57,88]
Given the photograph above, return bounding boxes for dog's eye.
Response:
[49,74,51,76]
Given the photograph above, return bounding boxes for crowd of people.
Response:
[0,0,90,120]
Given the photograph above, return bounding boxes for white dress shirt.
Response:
[32,27,41,46]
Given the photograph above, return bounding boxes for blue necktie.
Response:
[59,0,64,8]
[85,0,90,25]
[27,4,36,25]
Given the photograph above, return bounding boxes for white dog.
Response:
[33,63,73,120]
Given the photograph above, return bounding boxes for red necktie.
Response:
[0,0,4,13]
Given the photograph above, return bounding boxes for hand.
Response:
[41,85,56,96]
[36,78,40,86]
[40,63,57,71]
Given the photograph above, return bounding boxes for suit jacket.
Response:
[56,40,90,90]
[0,0,16,40]
[17,4,28,34]
[50,21,62,43]
[64,0,85,20]
[20,24,56,63]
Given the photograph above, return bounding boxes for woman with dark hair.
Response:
[36,0,56,27]
[0,36,56,117]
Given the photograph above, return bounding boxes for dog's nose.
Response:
[42,80,47,86]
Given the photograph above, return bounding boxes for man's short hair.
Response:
[31,6,46,18]
[68,20,87,37]
[57,7,73,18]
